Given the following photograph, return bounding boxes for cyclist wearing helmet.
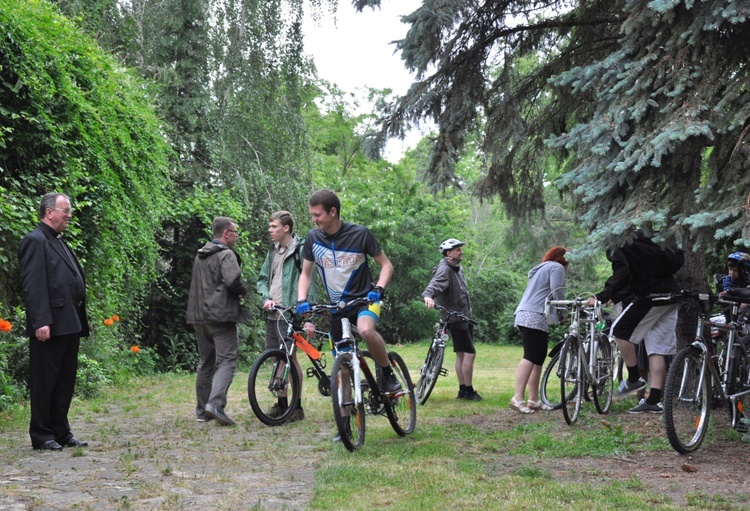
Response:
[719,252,750,295]
[422,238,482,401]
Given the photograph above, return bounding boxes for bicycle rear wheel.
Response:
[664,347,711,453]
[416,343,445,405]
[727,344,750,431]
[330,353,366,451]
[593,334,614,414]
[560,335,582,425]
[248,349,301,426]
[384,351,417,436]
[540,352,562,409]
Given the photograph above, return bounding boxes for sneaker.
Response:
[288,407,305,423]
[381,372,402,394]
[267,403,286,419]
[456,390,467,400]
[615,378,647,398]
[464,391,483,401]
[205,404,236,426]
[628,398,663,414]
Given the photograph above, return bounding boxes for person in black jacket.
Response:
[587,231,683,414]
[19,193,90,451]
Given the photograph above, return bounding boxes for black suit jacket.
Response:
[19,223,90,338]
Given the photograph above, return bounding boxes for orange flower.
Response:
[112,315,120,322]
[104,318,114,326]
[0,319,12,332]
[130,345,141,353]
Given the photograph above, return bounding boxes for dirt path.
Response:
[0,394,329,510]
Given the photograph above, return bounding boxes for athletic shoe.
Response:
[288,407,305,423]
[267,403,286,419]
[381,372,402,394]
[456,390,467,400]
[628,399,663,414]
[464,391,483,401]
[614,378,647,398]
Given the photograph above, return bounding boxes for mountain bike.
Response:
[247,305,331,426]
[657,288,750,453]
[318,297,417,452]
[415,305,475,405]
[545,294,615,425]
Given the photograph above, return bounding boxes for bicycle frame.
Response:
[268,306,331,396]
[549,297,607,386]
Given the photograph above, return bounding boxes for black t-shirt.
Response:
[302,222,382,303]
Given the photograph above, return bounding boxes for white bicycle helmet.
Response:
[439,238,464,255]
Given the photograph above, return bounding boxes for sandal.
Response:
[509,397,535,414]
[527,399,555,411]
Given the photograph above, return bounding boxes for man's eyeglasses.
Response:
[52,208,74,214]
[227,229,239,234]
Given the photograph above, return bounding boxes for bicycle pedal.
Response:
[439,367,449,377]
[306,367,316,378]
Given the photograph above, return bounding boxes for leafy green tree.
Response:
[0,0,174,392]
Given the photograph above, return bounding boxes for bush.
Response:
[75,354,111,399]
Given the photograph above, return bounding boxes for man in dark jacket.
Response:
[187,217,248,426]
[587,231,683,414]
[19,193,90,451]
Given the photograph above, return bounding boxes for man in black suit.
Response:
[19,193,90,451]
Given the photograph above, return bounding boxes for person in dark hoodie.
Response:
[511,247,568,414]
[586,231,683,414]
[187,217,249,426]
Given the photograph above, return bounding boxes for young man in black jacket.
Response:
[587,231,683,413]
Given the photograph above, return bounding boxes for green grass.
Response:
[307,343,704,510]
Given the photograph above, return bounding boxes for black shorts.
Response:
[329,304,380,343]
[449,321,475,354]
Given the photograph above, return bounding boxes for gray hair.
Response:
[38,193,69,219]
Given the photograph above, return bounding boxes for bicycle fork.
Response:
[337,318,363,407]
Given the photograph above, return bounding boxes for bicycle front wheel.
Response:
[416,343,445,405]
[330,353,366,451]
[560,335,582,425]
[593,334,614,414]
[384,351,417,436]
[540,352,562,409]
[664,347,711,453]
[248,349,301,426]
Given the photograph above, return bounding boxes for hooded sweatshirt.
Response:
[514,261,566,320]
[186,241,249,324]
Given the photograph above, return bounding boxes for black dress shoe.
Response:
[205,404,235,426]
[34,440,63,451]
[62,437,88,447]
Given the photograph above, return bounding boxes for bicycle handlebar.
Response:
[648,289,750,306]
[434,305,476,325]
